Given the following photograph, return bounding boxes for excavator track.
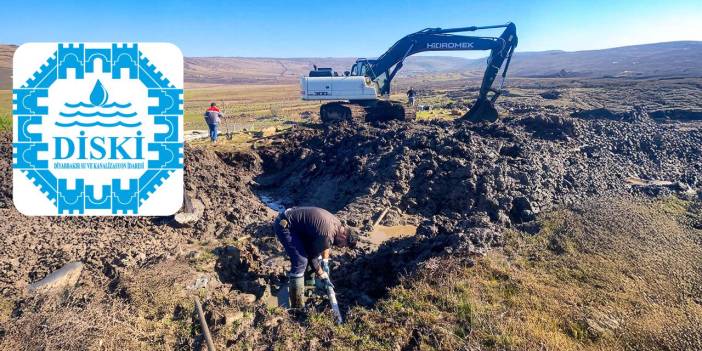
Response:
[319,102,365,123]
[320,101,415,124]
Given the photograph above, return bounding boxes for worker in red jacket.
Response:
[203,102,223,142]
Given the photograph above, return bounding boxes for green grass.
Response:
[0,90,10,131]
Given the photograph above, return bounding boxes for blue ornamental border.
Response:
[12,43,183,214]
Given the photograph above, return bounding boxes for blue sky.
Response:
[1,0,700,58]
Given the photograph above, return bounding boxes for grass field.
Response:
[0,84,323,133]
[184,83,320,131]
[0,83,459,133]
[285,197,702,350]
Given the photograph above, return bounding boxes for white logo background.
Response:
[13,43,184,216]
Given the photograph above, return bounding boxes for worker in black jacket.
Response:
[273,206,358,308]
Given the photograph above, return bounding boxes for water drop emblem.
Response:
[89,80,109,107]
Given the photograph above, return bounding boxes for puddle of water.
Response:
[257,194,285,212]
[265,285,290,308]
[367,225,418,246]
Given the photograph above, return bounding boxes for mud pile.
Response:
[0,133,273,297]
[259,114,700,224]
[253,109,699,292]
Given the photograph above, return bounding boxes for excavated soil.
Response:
[253,101,702,304]
[0,134,274,298]
[1,77,702,349]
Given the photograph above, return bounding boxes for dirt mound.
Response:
[2,78,702,349]
[257,114,701,229]
[519,114,577,140]
[648,108,702,121]
[571,106,650,122]
[250,112,702,304]
[539,90,562,99]
[0,136,273,297]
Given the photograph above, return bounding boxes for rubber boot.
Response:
[288,276,305,308]
[304,265,316,287]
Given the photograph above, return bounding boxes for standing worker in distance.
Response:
[204,102,223,143]
[273,206,358,308]
[407,87,417,107]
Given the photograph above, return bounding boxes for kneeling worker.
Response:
[273,206,358,308]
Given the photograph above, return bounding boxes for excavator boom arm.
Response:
[365,23,517,120]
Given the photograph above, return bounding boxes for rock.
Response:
[186,250,200,260]
[28,262,83,294]
[237,293,257,304]
[264,316,283,328]
[585,309,620,337]
[673,181,691,192]
[539,90,562,100]
[174,198,205,226]
[256,126,277,138]
[187,274,209,290]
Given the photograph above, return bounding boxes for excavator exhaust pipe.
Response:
[463,98,499,122]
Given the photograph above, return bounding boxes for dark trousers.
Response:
[274,213,308,277]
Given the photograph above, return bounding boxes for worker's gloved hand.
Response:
[317,271,334,290]
[321,259,330,275]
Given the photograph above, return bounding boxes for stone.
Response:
[238,293,257,304]
[256,126,277,138]
[174,198,205,226]
[28,261,83,294]
[187,274,209,290]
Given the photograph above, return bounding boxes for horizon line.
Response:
[1,40,699,60]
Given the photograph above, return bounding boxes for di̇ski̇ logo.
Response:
[12,43,184,216]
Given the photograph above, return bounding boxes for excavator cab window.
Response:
[351,60,371,77]
[309,67,335,77]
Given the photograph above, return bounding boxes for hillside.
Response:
[184,56,478,84]
[507,41,702,78]
[1,41,701,87]
[0,45,15,90]
[185,41,702,83]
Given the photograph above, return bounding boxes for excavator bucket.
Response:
[463,98,499,122]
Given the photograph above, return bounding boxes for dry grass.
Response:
[184,83,319,130]
[1,197,700,350]
[1,278,148,350]
[0,84,317,132]
[273,197,702,350]
[1,262,199,351]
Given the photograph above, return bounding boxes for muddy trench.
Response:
[244,146,453,310]
[3,84,702,347]
[239,109,702,311]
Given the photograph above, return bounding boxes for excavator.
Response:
[300,22,517,123]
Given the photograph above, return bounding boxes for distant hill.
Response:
[0,44,16,89]
[184,56,478,84]
[186,41,702,83]
[505,41,702,78]
[1,41,701,88]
